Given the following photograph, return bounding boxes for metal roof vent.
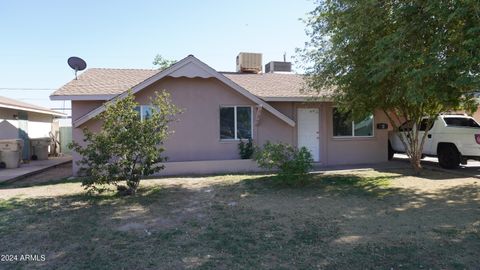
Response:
[265,61,292,73]
[236,52,262,73]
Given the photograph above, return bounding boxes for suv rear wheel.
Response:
[438,144,461,169]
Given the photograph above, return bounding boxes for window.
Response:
[135,105,153,121]
[444,117,480,128]
[419,119,435,131]
[333,108,374,137]
[399,119,435,132]
[220,106,252,140]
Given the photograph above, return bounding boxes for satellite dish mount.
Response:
[67,56,87,80]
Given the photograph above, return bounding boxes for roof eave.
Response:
[50,94,117,101]
[0,104,66,116]
[261,96,332,102]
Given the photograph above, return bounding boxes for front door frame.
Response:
[297,108,320,162]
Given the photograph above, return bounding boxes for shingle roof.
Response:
[0,95,64,116]
[221,72,314,98]
[51,68,325,100]
[52,68,159,96]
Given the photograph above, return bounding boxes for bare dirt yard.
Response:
[0,167,478,269]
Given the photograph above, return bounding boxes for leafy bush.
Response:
[238,138,254,159]
[70,90,180,195]
[254,141,314,184]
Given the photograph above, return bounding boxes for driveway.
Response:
[394,154,480,178]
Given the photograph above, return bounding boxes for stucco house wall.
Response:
[60,55,390,176]
[72,77,296,174]
[72,101,104,174]
[323,103,389,165]
[262,102,389,166]
[71,80,389,175]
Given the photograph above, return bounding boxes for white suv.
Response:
[388,114,480,169]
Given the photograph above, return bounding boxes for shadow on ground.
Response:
[0,170,478,269]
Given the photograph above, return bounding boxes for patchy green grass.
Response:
[0,170,479,269]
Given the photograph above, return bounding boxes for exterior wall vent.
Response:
[236,53,262,73]
[265,61,292,73]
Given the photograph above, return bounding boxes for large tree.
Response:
[153,54,176,70]
[299,0,480,173]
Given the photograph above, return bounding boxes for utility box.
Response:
[0,139,23,168]
[265,61,292,73]
[30,137,51,160]
[236,53,262,73]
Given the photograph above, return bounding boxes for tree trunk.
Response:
[409,152,422,175]
[126,177,140,195]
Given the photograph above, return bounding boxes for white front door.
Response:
[297,108,320,162]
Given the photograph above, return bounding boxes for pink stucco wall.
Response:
[322,103,389,165]
[72,100,104,174]
[71,77,295,174]
[265,102,388,166]
[135,77,294,161]
[71,77,389,175]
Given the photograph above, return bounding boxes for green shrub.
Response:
[69,90,180,195]
[253,141,314,184]
[238,138,254,159]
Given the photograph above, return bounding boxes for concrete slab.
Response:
[311,160,411,174]
[394,153,480,178]
[310,155,480,179]
[0,156,72,183]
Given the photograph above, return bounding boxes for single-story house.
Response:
[0,95,65,159]
[51,53,391,176]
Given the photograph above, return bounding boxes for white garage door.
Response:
[297,108,320,162]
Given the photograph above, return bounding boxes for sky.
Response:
[0,0,315,112]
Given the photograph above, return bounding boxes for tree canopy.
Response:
[299,0,480,172]
[153,54,176,70]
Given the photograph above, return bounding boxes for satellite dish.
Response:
[67,56,87,80]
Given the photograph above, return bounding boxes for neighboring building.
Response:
[51,54,390,176]
[0,95,65,159]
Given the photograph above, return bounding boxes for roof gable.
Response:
[73,55,295,127]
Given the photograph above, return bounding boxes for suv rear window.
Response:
[444,117,480,128]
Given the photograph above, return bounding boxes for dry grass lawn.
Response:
[0,167,479,269]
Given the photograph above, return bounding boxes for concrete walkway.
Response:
[312,155,480,179]
[0,156,72,183]
[394,153,480,178]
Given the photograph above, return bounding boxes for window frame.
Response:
[419,118,436,132]
[442,117,480,128]
[332,108,375,138]
[135,105,153,121]
[219,105,253,141]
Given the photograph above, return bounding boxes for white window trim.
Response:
[332,110,375,138]
[137,105,152,121]
[219,105,253,141]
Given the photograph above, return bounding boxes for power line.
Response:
[0,88,56,91]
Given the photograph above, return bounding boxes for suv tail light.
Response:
[475,134,480,144]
